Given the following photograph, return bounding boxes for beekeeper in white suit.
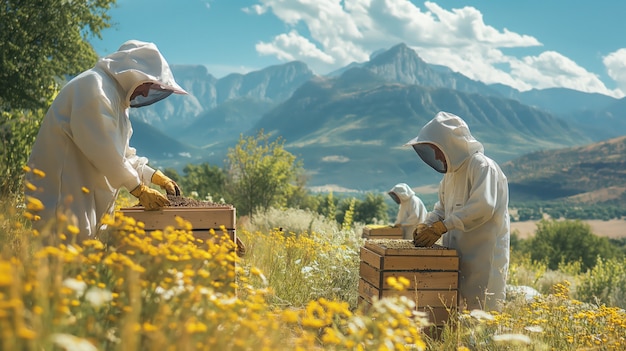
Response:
[405,111,510,312]
[25,40,187,241]
[388,183,427,240]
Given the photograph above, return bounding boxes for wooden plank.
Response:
[362,247,458,271]
[359,297,452,327]
[383,255,459,271]
[358,278,381,302]
[381,288,458,308]
[380,271,458,290]
[365,240,458,257]
[360,261,458,289]
[360,247,383,270]
[119,207,236,230]
[363,235,403,240]
[359,279,457,308]
[363,225,403,236]
[359,261,382,287]
[191,229,236,243]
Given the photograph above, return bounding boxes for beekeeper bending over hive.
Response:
[405,111,510,312]
[25,40,186,241]
[388,183,427,240]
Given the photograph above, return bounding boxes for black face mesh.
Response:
[413,144,447,173]
[388,192,401,204]
[130,88,173,108]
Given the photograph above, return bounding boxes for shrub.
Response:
[524,219,620,271]
[576,257,626,308]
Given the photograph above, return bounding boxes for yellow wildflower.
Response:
[67,225,80,235]
[0,261,13,287]
[33,168,46,178]
[25,196,44,211]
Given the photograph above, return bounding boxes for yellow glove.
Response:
[413,221,447,247]
[130,184,170,210]
[412,223,428,244]
[151,170,181,196]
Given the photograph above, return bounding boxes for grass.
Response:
[1,195,625,350]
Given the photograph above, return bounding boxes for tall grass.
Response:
[1,196,625,350]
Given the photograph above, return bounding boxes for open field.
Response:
[511,219,626,239]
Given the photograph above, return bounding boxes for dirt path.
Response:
[511,219,626,239]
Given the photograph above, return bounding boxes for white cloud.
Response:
[242,4,266,15]
[506,51,620,97]
[256,30,336,64]
[251,0,622,97]
[603,48,626,96]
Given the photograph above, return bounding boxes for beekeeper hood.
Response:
[405,111,484,173]
[388,183,414,205]
[96,40,188,108]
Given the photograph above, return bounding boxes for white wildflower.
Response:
[469,309,495,321]
[62,278,86,295]
[84,287,112,308]
[51,333,98,351]
[524,325,544,333]
[493,333,532,344]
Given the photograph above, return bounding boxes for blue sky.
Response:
[90,0,626,98]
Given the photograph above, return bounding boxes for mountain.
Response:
[502,136,626,205]
[180,97,276,146]
[129,61,315,132]
[363,43,503,96]
[247,66,592,190]
[128,42,626,193]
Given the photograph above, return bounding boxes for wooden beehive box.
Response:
[118,203,236,245]
[362,225,403,239]
[358,239,459,327]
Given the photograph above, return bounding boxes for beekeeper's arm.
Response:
[442,159,499,232]
[425,180,446,225]
[414,184,447,246]
[126,146,181,195]
[70,82,169,209]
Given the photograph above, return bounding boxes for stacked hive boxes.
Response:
[362,225,404,239]
[358,239,459,328]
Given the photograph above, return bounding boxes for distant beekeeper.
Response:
[25,40,186,241]
[405,111,510,312]
[387,183,427,240]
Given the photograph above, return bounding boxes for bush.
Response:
[576,257,626,308]
[524,219,620,271]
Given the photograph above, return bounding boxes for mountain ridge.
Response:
[127,42,626,196]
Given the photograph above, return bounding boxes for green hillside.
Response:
[502,136,626,205]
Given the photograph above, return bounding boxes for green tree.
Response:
[525,219,620,271]
[224,130,303,216]
[1,0,116,110]
[284,172,314,210]
[353,192,388,224]
[0,109,44,196]
[179,163,227,201]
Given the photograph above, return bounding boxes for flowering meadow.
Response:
[1,187,625,350]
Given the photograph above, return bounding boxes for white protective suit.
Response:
[25,40,187,240]
[405,111,510,311]
[388,183,427,239]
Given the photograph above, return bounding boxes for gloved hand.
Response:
[413,221,447,247]
[151,170,181,196]
[130,184,170,210]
